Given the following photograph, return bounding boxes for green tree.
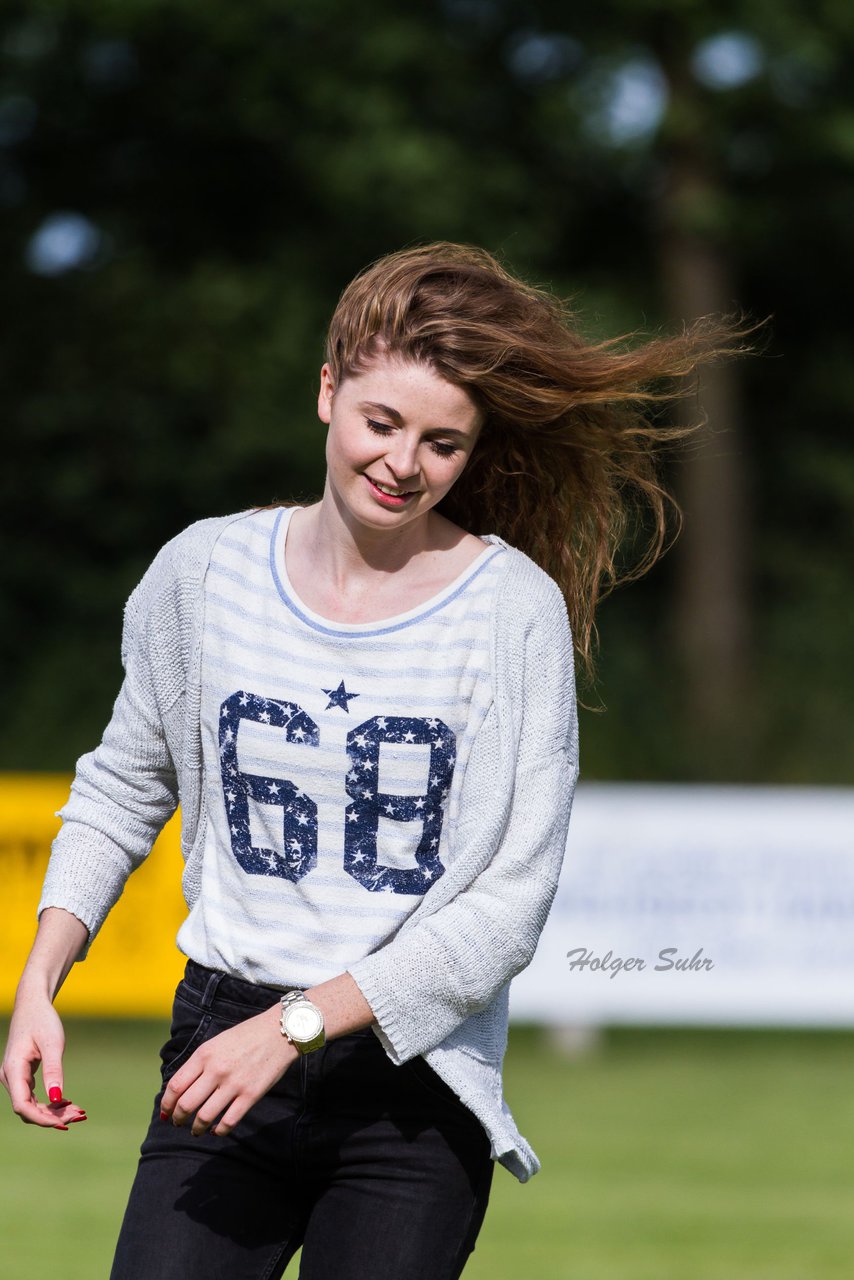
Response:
[1,0,852,781]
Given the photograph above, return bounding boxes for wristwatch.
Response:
[280,991,325,1054]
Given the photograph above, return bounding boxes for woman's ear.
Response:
[317,363,335,425]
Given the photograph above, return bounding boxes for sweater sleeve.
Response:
[346,573,579,1064]
[38,553,181,957]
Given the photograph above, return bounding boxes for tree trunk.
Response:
[653,75,754,764]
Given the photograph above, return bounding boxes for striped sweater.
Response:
[39,507,580,1181]
[182,506,509,987]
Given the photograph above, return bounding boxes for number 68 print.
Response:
[219,691,457,896]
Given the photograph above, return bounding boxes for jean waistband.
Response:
[181,959,307,1012]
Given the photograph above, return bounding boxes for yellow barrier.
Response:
[1,775,186,1017]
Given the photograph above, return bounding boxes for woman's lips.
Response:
[365,476,416,506]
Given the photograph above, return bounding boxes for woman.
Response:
[1,242,746,1278]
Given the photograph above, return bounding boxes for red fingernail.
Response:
[55,1124,69,1132]
[69,1115,88,1123]
[160,1111,169,1122]
[49,1087,63,1104]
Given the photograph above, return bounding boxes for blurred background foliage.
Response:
[1,0,852,780]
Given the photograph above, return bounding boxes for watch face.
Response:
[285,1004,323,1041]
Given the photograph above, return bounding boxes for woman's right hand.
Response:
[1,906,90,1130]
[1,993,86,1129]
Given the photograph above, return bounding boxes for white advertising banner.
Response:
[510,784,854,1027]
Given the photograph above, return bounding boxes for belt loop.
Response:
[201,969,224,1010]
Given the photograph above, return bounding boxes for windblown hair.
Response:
[324,241,753,691]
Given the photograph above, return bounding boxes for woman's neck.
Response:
[295,492,458,590]
[283,493,486,624]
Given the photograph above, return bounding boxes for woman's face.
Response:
[317,352,483,534]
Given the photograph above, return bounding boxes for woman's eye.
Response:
[365,418,458,459]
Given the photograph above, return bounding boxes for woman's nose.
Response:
[383,436,420,483]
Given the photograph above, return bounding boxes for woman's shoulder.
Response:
[162,508,261,566]
[121,509,272,664]
[137,509,261,588]
[123,510,259,639]
[487,536,568,620]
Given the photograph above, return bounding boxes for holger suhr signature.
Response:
[566,946,715,979]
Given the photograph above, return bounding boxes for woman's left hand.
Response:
[160,1004,298,1138]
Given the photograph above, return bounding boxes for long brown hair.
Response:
[324,240,754,689]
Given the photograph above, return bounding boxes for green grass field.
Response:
[2,1022,853,1279]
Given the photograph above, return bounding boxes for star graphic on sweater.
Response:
[322,680,360,713]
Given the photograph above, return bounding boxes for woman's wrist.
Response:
[302,972,376,1041]
[263,1002,301,1066]
[14,972,57,1006]
[15,907,89,1006]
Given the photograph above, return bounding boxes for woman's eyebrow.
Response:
[362,400,403,423]
[360,401,469,438]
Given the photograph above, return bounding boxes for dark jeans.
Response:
[110,960,494,1280]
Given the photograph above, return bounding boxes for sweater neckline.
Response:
[268,505,506,637]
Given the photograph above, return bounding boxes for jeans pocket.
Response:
[160,989,213,1079]
[404,1056,478,1124]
